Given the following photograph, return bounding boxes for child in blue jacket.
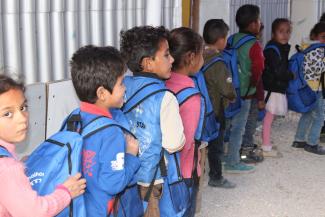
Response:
[70,45,141,216]
[120,26,185,217]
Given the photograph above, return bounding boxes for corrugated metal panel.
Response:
[230,0,290,44]
[0,0,182,84]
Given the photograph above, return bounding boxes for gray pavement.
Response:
[196,115,325,217]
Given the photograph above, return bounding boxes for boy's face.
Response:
[250,18,262,36]
[272,22,291,44]
[216,35,228,51]
[0,89,28,143]
[109,75,126,108]
[146,39,174,79]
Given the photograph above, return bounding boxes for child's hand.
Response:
[62,173,86,199]
[125,134,139,156]
[258,100,266,110]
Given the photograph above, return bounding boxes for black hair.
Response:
[271,18,291,34]
[120,26,170,73]
[320,13,325,22]
[0,74,25,95]
[235,4,260,31]
[70,45,125,104]
[310,22,325,40]
[169,27,203,71]
[203,19,229,45]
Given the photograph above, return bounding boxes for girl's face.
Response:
[315,32,325,43]
[0,89,28,143]
[188,49,204,76]
[273,22,291,44]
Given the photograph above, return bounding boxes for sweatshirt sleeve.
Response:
[97,127,140,195]
[160,91,185,153]
[0,158,71,217]
[249,41,265,86]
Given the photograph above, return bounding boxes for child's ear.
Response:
[141,57,154,72]
[96,86,109,101]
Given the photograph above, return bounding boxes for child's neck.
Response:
[174,67,191,76]
[205,44,220,53]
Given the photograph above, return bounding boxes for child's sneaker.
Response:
[208,177,236,188]
[292,141,306,148]
[263,149,280,158]
[224,162,255,174]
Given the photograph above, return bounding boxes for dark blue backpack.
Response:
[192,62,220,142]
[222,34,256,118]
[122,83,190,215]
[287,43,325,113]
[25,109,131,217]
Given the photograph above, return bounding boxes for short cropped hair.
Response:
[203,19,229,44]
[120,26,170,73]
[169,27,203,71]
[271,18,291,34]
[235,4,260,31]
[70,45,125,104]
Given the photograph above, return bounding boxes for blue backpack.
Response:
[222,34,256,118]
[0,145,12,158]
[25,109,131,217]
[192,63,220,142]
[286,43,325,113]
[122,83,190,215]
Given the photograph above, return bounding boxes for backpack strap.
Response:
[232,35,256,49]
[303,43,325,54]
[81,116,135,139]
[143,149,166,202]
[0,145,12,158]
[175,87,201,106]
[122,82,169,114]
[60,108,82,132]
[264,45,281,59]
[201,56,224,73]
[265,91,272,104]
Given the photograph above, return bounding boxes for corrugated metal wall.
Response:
[0,0,182,84]
[229,0,290,44]
[318,0,325,19]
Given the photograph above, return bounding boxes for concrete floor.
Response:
[196,114,325,217]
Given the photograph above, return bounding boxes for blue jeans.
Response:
[242,99,259,147]
[225,99,251,166]
[295,92,325,146]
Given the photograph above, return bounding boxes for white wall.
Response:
[290,0,319,53]
[199,0,230,35]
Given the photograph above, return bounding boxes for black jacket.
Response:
[262,40,294,94]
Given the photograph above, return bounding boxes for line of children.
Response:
[0,74,86,216]
[3,4,325,217]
